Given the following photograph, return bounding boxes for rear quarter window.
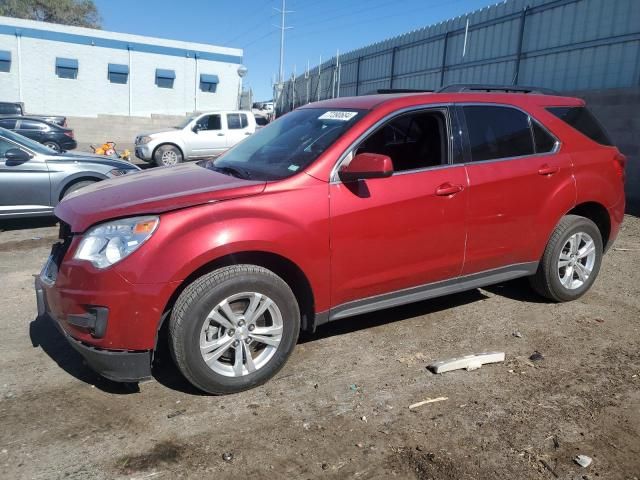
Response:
[546,107,612,146]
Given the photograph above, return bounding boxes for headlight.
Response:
[74,216,159,269]
[137,136,152,145]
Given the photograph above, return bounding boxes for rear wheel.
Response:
[169,265,300,394]
[43,141,61,152]
[153,144,183,167]
[530,215,603,302]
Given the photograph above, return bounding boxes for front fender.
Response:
[114,182,332,311]
[52,172,107,205]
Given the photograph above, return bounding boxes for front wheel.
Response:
[530,215,603,302]
[153,144,183,167]
[169,265,300,394]
[44,141,61,152]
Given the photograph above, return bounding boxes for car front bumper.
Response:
[35,276,152,382]
[135,144,153,162]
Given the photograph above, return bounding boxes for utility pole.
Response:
[273,0,292,116]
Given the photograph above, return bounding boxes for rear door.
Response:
[15,119,47,144]
[225,113,252,148]
[188,114,226,157]
[458,104,573,275]
[0,137,51,216]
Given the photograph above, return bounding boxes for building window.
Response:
[56,57,78,79]
[0,51,11,73]
[155,69,175,88]
[108,63,129,84]
[200,74,219,93]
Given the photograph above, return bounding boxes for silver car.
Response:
[0,127,140,219]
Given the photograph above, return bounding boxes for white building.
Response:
[0,16,244,117]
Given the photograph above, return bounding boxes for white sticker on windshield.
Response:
[318,111,358,121]
[288,165,300,171]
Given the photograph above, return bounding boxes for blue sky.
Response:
[95,0,496,100]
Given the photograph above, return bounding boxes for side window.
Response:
[227,114,242,130]
[546,106,612,146]
[532,121,557,153]
[0,118,17,129]
[240,114,248,129]
[463,106,534,161]
[356,110,448,172]
[18,120,46,131]
[196,115,221,131]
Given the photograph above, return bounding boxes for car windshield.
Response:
[201,108,366,181]
[174,116,195,129]
[0,127,57,155]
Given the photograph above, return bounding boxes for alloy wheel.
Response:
[557,232,596,290]
[199,292,283,377]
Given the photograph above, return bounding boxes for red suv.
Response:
[35,85,626,394]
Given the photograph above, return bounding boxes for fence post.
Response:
[355,56,361,96]
[389,47,398,88]
[513,6,529,85]
[440,31,449,87]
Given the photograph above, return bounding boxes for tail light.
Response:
[613,152,627,183]
[63,130,74,139]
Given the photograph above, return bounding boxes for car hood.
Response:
[50,151,137,170]
[140,128,181,137]
[55,162,266,232]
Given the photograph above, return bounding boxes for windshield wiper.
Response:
[212,165,252,180]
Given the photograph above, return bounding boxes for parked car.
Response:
[134,111,257,166]
[36,85,625,394]
[0,117,76,152]
[0,101,67,127]
[0,127,139,219]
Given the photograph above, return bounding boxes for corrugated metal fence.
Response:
[278,0,640,113]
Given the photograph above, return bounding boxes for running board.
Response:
[326,262,539,322]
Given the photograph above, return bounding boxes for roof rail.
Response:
[375,89,435,94]
[437,84,559,95]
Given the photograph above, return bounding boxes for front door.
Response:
[329,108,468,308]
[0,137,51,216]
[188,114,226,157]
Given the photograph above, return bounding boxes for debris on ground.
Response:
[408,397,448,410]
[512,331,523,338]
[360,415,367,423]
[574,454,593,468]
[166,409,186,419]
[349,384,358,392]
[529,351,544,362]
[222,452,233,462]
[428,352,505,373]
[539,459,559,478]
[398,352,428,367]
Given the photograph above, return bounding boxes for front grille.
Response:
[42,221,73,284]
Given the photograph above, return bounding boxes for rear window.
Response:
[546,107,612,146]
[0,103,21,115]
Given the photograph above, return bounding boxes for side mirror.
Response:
[5,148,32,164]
[192,124,200,134]
[339,153,393,182]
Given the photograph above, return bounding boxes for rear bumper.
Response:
[35,276,152,382]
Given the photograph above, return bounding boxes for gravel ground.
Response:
[0,214,638,480]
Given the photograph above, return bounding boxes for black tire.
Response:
[43,141,61,152]
[530,215,603,302]
[169,265,300,394]
[61,180,95,199]
[153,144,183,167]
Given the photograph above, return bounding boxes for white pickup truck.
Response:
[134,111,257,166]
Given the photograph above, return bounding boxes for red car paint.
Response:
[40,92,625,366]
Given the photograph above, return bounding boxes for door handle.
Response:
[538,164,559,176]
[244,132,252,135]
[217,133,225,136]
[435,183,464,196]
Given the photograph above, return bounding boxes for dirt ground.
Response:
[0,214,638,480]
